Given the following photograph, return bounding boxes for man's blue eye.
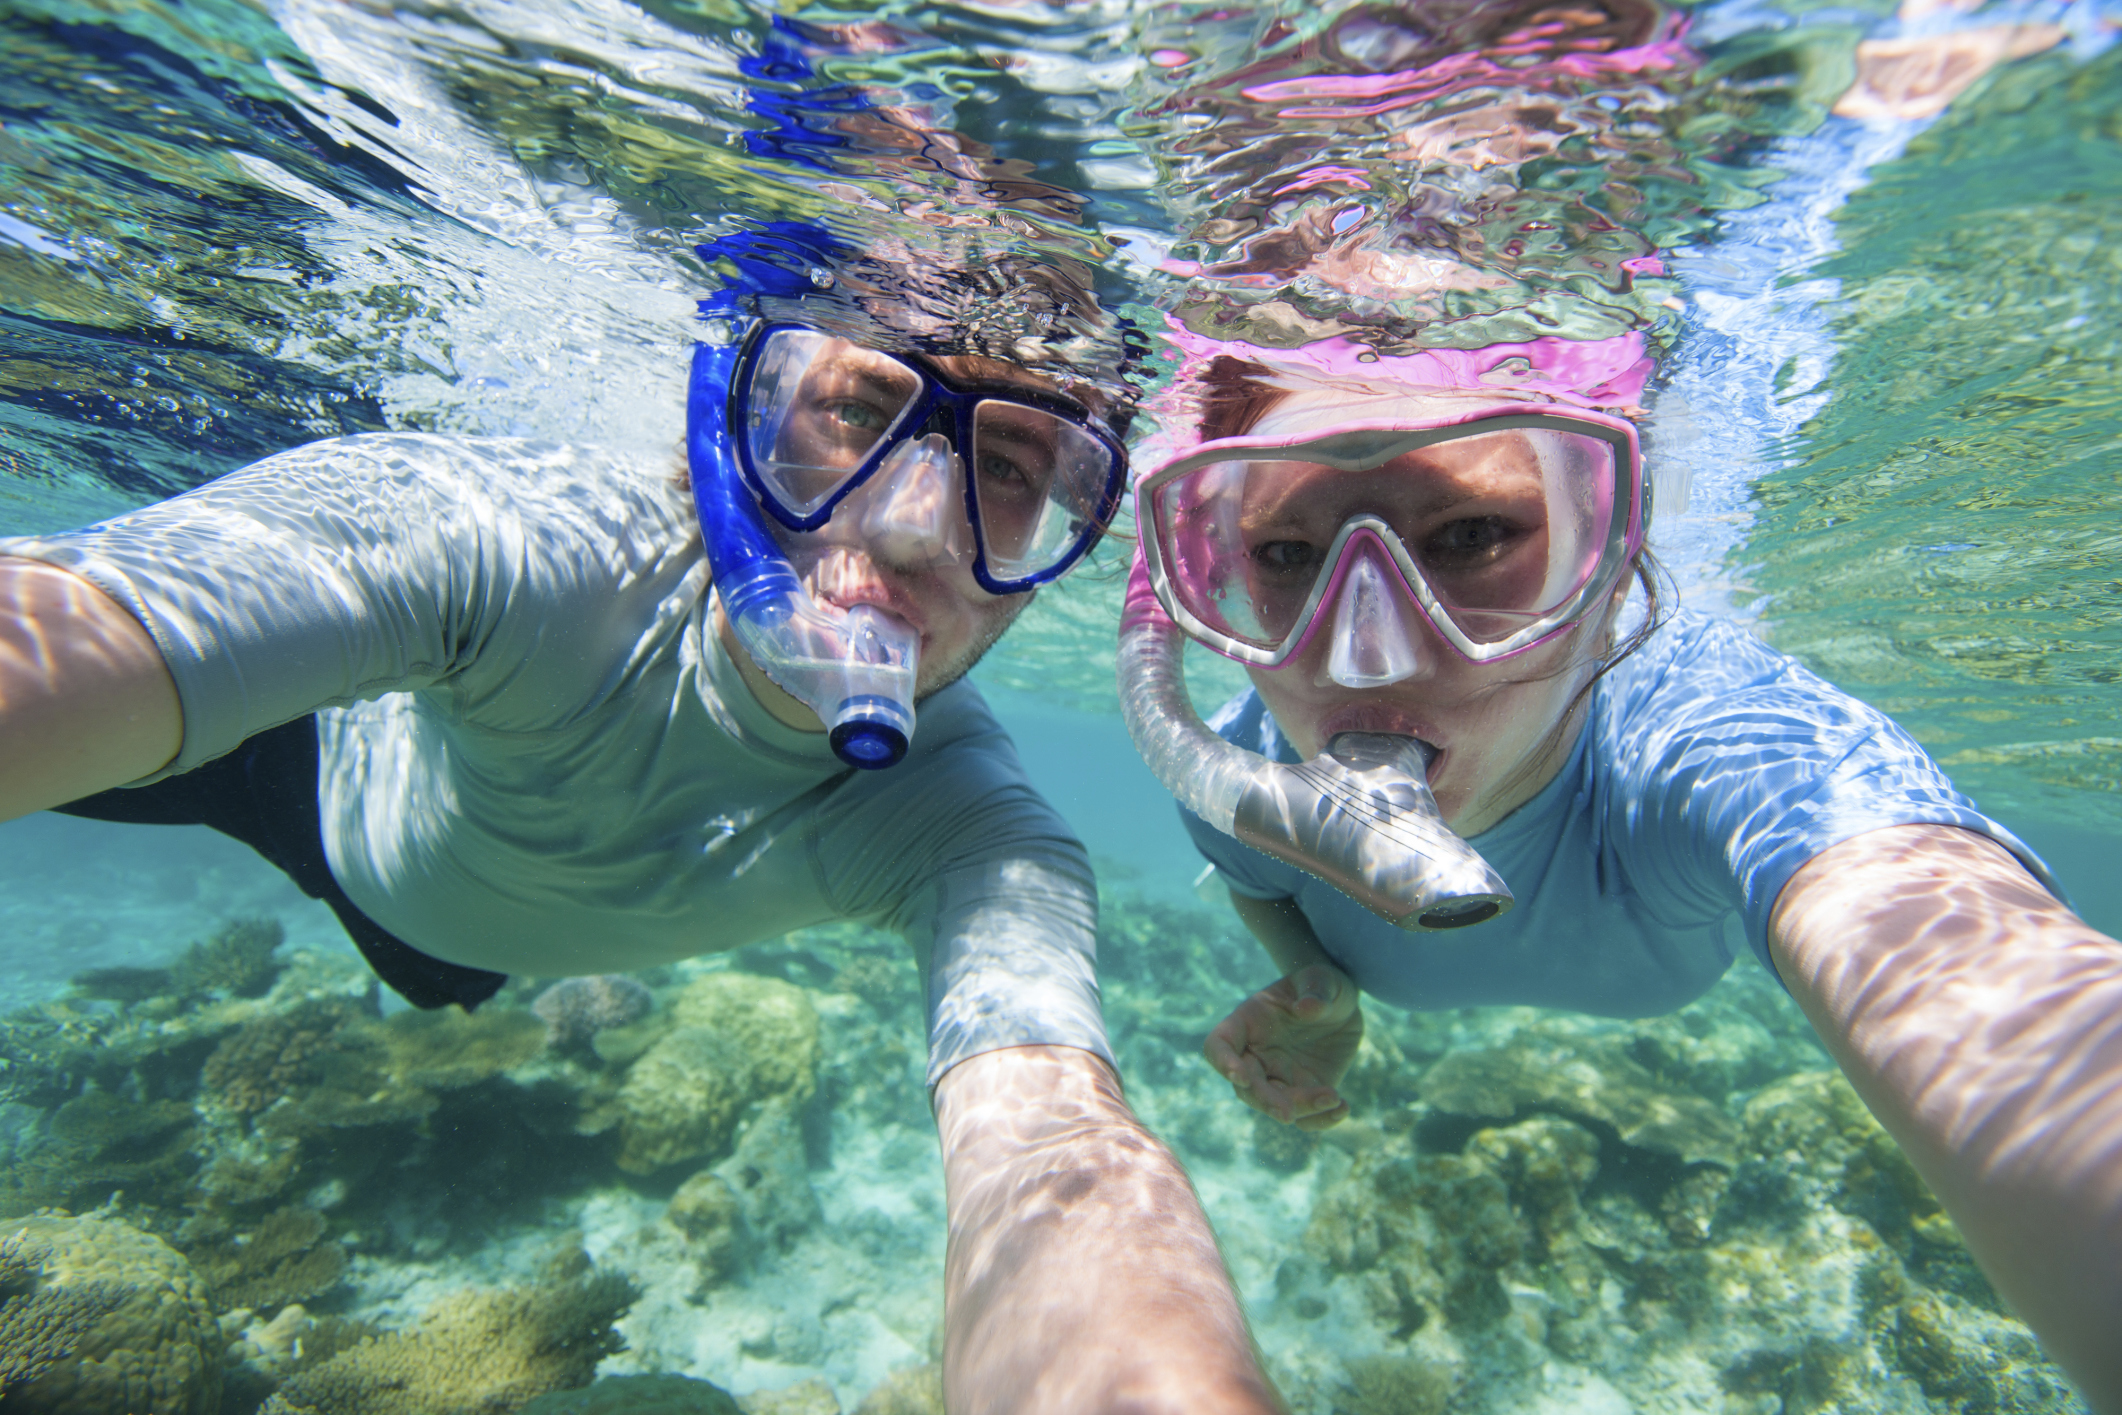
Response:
[828,400,886,431]
[980,453,1025,483]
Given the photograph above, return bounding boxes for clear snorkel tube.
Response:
[1119,550,1514,931]
[688,336,921,770]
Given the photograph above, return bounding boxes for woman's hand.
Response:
[1204,963,1364,1130]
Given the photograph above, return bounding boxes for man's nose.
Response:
[856,433,970,567]
[1320,545,1429,689]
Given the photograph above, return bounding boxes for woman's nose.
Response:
[856,433,971,566]
[1319,548,1429,689]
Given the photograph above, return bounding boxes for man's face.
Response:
[765,346,1109,701]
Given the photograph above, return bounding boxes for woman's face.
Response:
[1232,389,1629,836]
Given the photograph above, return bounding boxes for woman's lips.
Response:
[1316,702,1440,746]
[1315,703,1447,779]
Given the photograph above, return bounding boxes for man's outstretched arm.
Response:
[0,557,180,821]
[934,1044,1285,1415]
[1772,824,2122,1413]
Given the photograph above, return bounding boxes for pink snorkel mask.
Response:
[1138,404,1646,677]
[1118,328,1654,932]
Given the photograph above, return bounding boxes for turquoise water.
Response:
[2,0,2119,1410]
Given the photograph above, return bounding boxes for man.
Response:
[0,242,1282,1414]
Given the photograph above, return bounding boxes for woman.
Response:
[1117,329,2122,1409]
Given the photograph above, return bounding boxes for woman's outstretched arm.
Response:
[0,557,180,821]
[933,1044,1285,1415]
[1771,823,2122,1413]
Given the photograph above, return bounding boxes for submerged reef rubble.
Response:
[0,897,2085,1413]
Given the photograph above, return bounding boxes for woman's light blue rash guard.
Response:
[2,433,1109,1085]
[1183,609,2062,1018]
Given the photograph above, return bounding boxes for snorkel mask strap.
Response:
[1119,549,1513,931]
[687,306,919,770]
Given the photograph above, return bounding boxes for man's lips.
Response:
[817,586,925,636]
[802,551,929,636]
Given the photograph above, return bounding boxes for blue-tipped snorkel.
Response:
[689,225,921,770]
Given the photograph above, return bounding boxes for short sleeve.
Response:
[1598,615,2063,974]
[908,857,1114,1089]
[0,434,690,781]
[818,684,1116,1089]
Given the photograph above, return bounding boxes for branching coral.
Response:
[185,1206,347,1315]
[259,1267,638,1415]
[0,1090,201,1215]
[0,1213,222,1414]
[170,918,287,1001]
[202,1001,365,1118]
[516,1374,744,1414]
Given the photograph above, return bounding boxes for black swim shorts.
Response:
[54,717,506,1011]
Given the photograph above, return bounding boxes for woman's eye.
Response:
[1252,540,1323,574]
[1424,516,1516,561]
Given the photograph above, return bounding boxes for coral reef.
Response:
[518,1373,744,1413]
[185,1205,348,1313]
[590,974,819,1176]
[0,891,2078,1413]
[259,1266,638,1415]
[737,1377,840,1415]
[0,1211,222,1414]
[67,919,286,1011]
[169,918,288,1001]
[1416,1030,1741,1165]
[847,1364,941,1415]
[533,978,656,1052]
[665,1172,740,1286]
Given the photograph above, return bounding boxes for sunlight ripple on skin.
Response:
[934,1045,1285,1415]
[1773,824,2122,1412]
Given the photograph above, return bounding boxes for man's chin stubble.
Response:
[914,592,1032,705]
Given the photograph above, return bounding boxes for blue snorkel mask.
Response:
[688,226,1126,770]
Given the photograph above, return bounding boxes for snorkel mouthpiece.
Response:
[689,340,921,771]
[1119,552,1512,931]
[1236,732,1509,929]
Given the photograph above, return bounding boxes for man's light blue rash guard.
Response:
[2,433,1110,1085]
[1183,609,2061,1018]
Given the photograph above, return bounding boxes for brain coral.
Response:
[259,1268,636,1415]
[604,974,820,1175]
[668,974,819,1106]
[611,1027,752,1175]
[0,1213,222,1415]
[531,977,655,1050]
